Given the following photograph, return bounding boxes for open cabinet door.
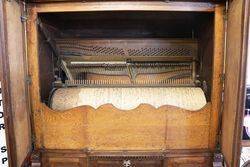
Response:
[0,0,32,167]
[221,0,250,166]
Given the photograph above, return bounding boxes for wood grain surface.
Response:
[33,103,211,150]
[26,0,222,161]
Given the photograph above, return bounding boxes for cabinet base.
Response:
[31,149,212,167]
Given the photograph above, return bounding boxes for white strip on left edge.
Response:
[0,82,8,167]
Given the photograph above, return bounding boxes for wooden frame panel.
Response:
[38,149,212,167]
[0,1,17,166]
[33,104,211,150]
[33,1,215,13]
[26,2,225,166]
[5,2,33,165]
[4,1,32,166]
[1,1,35,166]
[221,0,250,166]
[209,4,225,150]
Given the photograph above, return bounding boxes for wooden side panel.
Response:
[209,4,225,151]
[38,32,55,103]
[0,1,16,166]
[198,14,214,100]
[34,103,211,150]
[221,0,249,166]
[4,1,32,166]
[27,7,42,149]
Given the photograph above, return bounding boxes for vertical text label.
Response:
[0,82,8,166]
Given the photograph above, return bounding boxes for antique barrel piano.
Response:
[0,0,249,167]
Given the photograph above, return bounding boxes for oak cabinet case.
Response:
[0,0,249,167]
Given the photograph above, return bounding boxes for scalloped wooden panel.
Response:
[34,103,211,150]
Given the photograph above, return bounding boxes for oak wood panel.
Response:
[208,4,225,151]
[4,1,32,166]
[0,1,17,166]
[167,157,210,167]
[33,103,211,150]
[27,7,42,149]
[41,150,87,167]
[48,158,82,167]
[221,0,250,166]
[33,1,215,13]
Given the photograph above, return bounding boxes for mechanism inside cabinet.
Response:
[36,11,214,110]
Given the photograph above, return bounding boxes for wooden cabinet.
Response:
[37,150,212,167]
[1,0,249,167]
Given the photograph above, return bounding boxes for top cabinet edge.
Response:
[25,0,226,3]
[23,1,221,13]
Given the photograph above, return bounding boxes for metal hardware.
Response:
[20,15,27,22]
[56,39,197,58]
[223,10,228,21]
[56,39,198,87]
[213,153,224,167]
[217,2,229,154]
[220,73,226,83]
[126,61,136,83]
[202,80,208,94]
[61,60,73,81]
[31,133,36,150]
[70,61,126,65]
[25,75,32,85]
[223,2,229,21]
[36,18,41,25]
[123,160,131,167]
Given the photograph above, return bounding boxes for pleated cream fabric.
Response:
[51,87,206,111]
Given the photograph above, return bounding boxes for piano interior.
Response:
[37,11,213,108]
[31,10,218,156]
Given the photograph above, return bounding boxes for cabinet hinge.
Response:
[220,73,226,83]
[25,75,32,85]
[20,15,28,22]
[213,153,224,167]
[223,11,228,21]
[20,1,28,23]
[223,1,229,21]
